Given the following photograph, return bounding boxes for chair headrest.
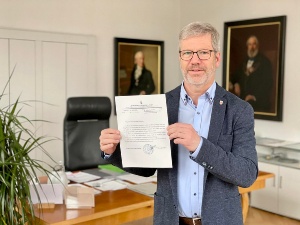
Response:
[65,97,111,121]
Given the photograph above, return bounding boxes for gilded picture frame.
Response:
[114,37,164,98]
[222,16,286,121]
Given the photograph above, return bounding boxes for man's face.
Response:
[247,37,259,58]
[134,52,144,67]
[179,34,220,88]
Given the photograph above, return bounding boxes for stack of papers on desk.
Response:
[127,183,157,197]
[84,179,128,191]
[66,171,101,183]
[117,173,157,184]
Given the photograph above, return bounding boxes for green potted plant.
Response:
[0,73,57,225]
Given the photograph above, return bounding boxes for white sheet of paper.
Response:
[117,173,157,184]
[115,94,172,168]
[127,183,157,197]
[66,171,101,183]
[30,184,64,204]
[84,179,128,191]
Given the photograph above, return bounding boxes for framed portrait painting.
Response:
[114,38,164,99]
[222,16,286,121]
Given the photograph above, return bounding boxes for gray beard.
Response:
[248,49,258,58]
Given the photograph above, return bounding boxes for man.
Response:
[230,35,273,112]
[127,51,155,95]
[99,22,258,225]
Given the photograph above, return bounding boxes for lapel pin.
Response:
[220,100,223,105]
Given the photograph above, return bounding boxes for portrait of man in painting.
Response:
[115,38,163,97]
[223,18,285,121]
[229,33,275,113]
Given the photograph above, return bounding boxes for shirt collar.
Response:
[206,82,216,104]
[180,81,216,105]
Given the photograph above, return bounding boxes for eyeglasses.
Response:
[179,50,215,61]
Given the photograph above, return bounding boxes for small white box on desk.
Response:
[64,186,95,209]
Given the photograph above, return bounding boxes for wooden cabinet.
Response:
[251,162,300,220]
[278,166,300,219]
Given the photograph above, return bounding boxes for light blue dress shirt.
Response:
[177,81,216,218]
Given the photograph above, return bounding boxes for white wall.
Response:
[1,0,299,143]
[0,0,181,130]
[179,0,300,142]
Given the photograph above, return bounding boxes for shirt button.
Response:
[194,172,197,175]
[194,193,197,196]
[197,112,200,114]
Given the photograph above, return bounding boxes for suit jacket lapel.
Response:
[208,84,227,144]
[203,84,227,181]
[165,85,181,205]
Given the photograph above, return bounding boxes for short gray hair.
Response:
[179,22,220,52]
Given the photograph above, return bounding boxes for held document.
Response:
[115,94,172,168]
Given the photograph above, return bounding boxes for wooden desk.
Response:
[35,171,273,224]
[34,188,154,225]
[239,171,274,223]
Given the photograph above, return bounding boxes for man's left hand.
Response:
[167,123,200,152]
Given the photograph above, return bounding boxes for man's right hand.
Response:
[99,128,121,155]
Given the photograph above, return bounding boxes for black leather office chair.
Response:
[63,96,111,171]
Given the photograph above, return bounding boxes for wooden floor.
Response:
[122,207,300,225]
[245,207,300,225]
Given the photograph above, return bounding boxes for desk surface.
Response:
[35,171,273,225]
[35,188,154,225]
[238,171,274,223]
[238,171,274,194]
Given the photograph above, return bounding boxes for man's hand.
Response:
[167,123,200,152]
[99,128,121,155]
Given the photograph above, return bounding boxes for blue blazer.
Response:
[106,83,258,225]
